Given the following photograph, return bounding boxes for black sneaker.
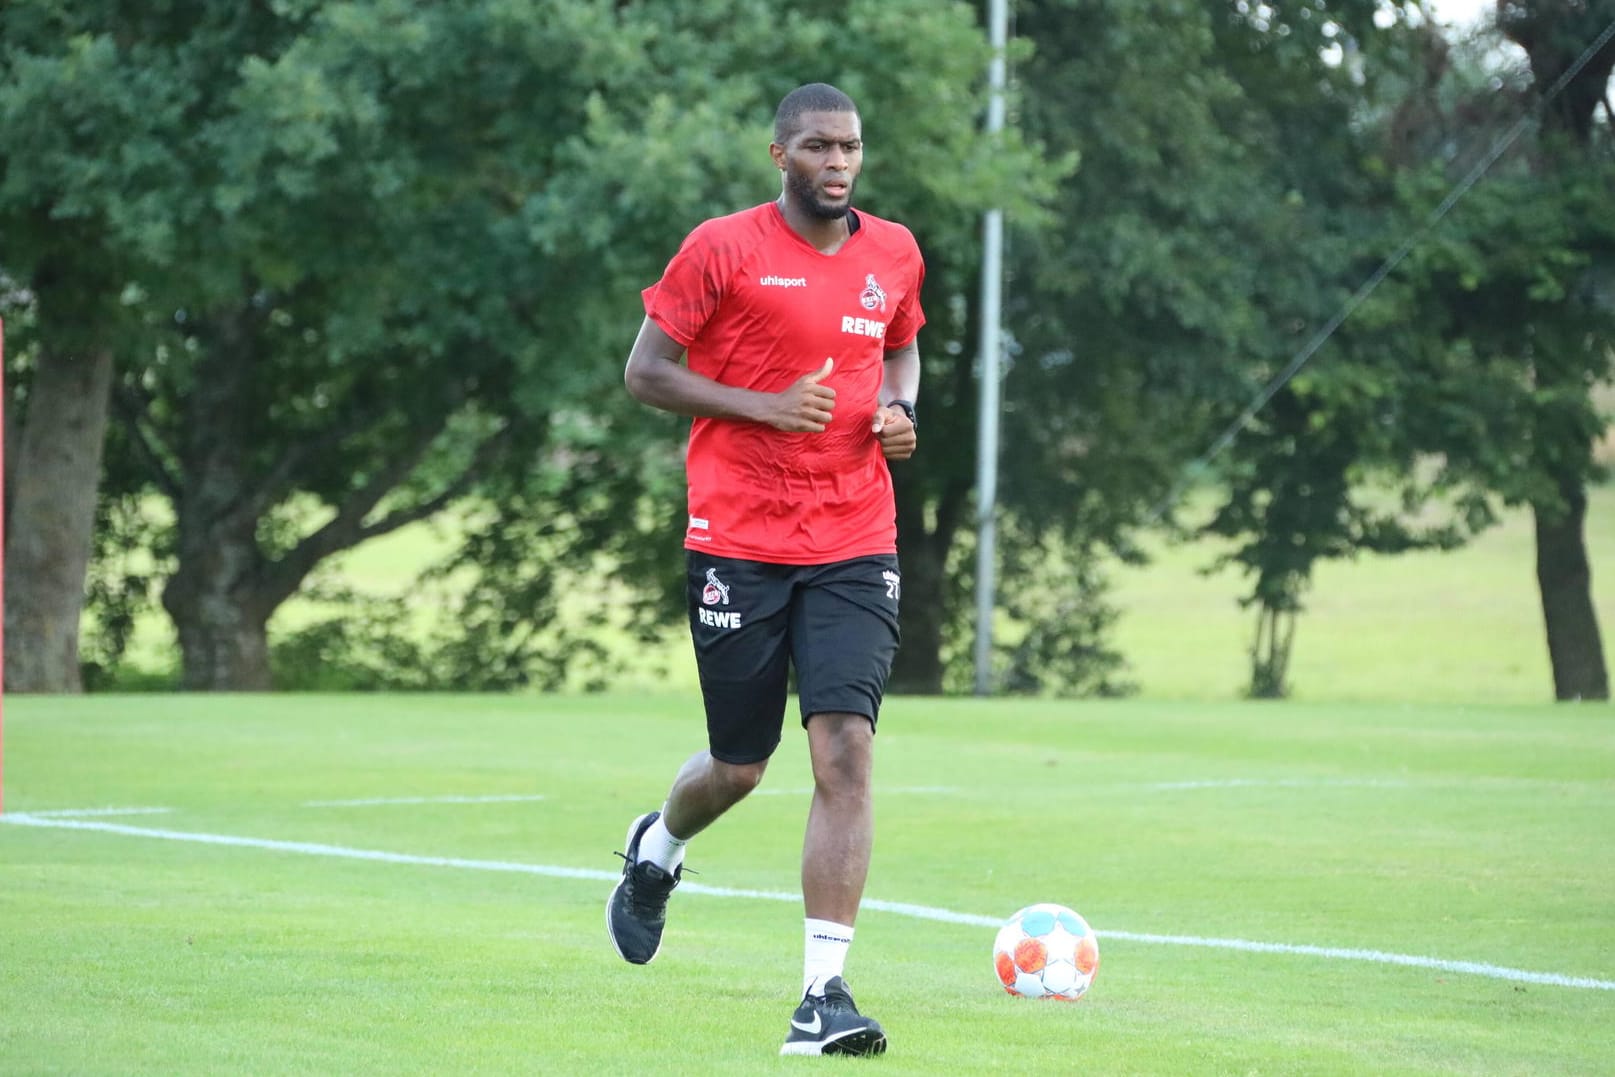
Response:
[779,976,888,1057]
[606,811,680,964]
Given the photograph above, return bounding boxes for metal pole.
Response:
[973,0,1007,696]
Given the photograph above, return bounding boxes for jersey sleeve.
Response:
[642,221,730,347]
[883,239,927,350]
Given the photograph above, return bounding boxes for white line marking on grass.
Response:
[302,795,548,808]
[4,812,1610,992]
[1133,779,1411,792]
[1088,931,1615,992]
[1,813,609,882]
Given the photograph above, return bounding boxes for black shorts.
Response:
[686,550,902,765]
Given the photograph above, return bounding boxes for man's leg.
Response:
[801,712,874,927]
[608,751,769,965]
[610,552,791,966]
[635,749,768,875]
[792,555,897,937]
[779,556,896,1056]
[778,710,886,1057]
[660,749,769,844]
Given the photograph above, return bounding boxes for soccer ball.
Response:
[993,903,1100,1001]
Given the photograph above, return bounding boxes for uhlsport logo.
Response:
[859,273,887,312]
[702,568,730,606]
[760,274,808,288]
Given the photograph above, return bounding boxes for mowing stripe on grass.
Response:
[4,810,1611,993]
[25,807,176,818]
[750,786,958,797]
[303,795,548,808]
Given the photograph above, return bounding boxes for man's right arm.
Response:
[624,317,836,433]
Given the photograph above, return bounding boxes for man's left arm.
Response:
[872,338,920,460]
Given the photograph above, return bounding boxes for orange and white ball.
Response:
[993,903,1101,1001]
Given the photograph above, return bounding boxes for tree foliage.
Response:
[4,0,1608,698]
[1,0,1058,690]
[1051,0,1614,699]
[1375,0,1615,699]
[979,0,1467,696]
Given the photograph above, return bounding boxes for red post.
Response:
[1,316,7,813]
[1,314,7,813]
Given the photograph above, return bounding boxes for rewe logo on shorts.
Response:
[698,606,742,629]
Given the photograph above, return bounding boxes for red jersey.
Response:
[642,202,926,564]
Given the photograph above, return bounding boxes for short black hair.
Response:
[773,82,859,144]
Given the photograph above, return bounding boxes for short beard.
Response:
[785,168,853,220]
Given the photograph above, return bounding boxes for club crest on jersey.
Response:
[702,568,731,606]
[859,273,888,313]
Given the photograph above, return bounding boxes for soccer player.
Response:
[608,82,924,1057]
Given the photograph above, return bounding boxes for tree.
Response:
[0,13,196,691]
[1186,0,1613,701]
[943,0,1448,696]
[122,0,771,689]
[1361,0,1614,700]
[1389,166,1615,700]
[877,0,1284,694]
[1498,0,1614,699]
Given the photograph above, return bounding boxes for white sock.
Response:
[637,807,688,872]
[803,918,854,997]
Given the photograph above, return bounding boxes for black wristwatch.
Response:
[888,399,917,429]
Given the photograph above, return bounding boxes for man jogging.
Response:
[608,82,925,1057]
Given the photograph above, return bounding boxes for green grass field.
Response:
[2,694,1612,1074]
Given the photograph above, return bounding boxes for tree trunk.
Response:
[151,297,477,691]
[3,348,114,692]
[161,305,275,691]
[1533,482,1609,701]
[162,556,274,691]
[888,476,965,694]
[1248,602,1296,700]
[890,526,949,694]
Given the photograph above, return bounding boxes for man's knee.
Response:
[806,712,874,788]
[712,756,769,801]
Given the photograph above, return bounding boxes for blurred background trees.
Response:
[2,0,1610,698]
